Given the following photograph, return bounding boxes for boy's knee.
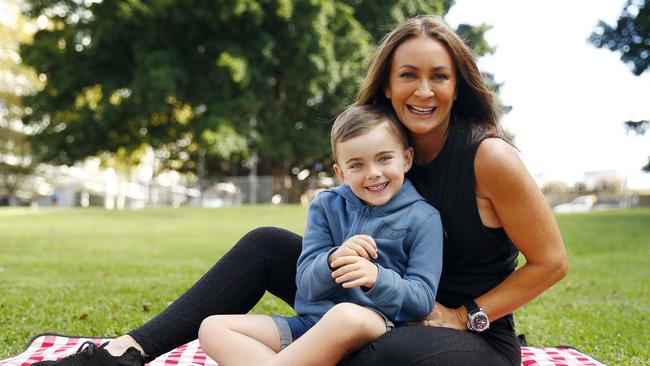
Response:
[325,303,367,328]
[198,315,226,342]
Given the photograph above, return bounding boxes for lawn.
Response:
[0,207,648,364]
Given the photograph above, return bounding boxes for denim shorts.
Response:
[271,309,394,350]
[271,315,317,350]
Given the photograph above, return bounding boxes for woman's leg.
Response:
[270,304,387,366]
[340,324,521,366]
[198,314,281,366]
[115,227,302,360]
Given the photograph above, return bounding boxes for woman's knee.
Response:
[235,227,301,257]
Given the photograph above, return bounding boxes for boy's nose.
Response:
[367,164,381,179]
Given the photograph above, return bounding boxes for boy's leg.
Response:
[198,314,282,366]
[268,303,387,366]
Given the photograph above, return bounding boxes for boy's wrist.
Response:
[361,263,379,291]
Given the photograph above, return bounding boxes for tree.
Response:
[0,0,43,203]
[593,175,625,195]
[591,1,650,171]
[624,119,650,172]
[19,1,494,182]
[20,0,373,177]
[589,0,649,76]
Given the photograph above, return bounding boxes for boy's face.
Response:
[333,123,413,207]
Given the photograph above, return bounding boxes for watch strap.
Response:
[464,300,481,315]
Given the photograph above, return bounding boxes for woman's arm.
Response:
[426,138,568,329]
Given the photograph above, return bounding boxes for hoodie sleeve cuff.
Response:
[364,265,398,303]
[312,247,339,283]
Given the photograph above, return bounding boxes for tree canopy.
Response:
[589,0,649,76]
[1,0,43,200]
[20,0,494,177]
[591,0,649,172]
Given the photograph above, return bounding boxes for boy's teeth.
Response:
[367,183,387,191]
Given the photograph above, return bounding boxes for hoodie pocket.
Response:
[373,222,411,240]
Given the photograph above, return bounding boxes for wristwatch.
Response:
[465,300,490,332]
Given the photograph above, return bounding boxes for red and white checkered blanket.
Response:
[0,334,607,366]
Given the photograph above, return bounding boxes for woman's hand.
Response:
[328,235,378,266]
[330,256,379,289]
[416,302,467,330]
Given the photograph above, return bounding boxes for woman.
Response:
[35,15,567,366]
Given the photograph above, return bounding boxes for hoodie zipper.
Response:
[354,205,372,233]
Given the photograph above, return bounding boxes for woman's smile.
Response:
[407,105,436,116]
[385,36,456,137]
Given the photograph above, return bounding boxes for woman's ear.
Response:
[384,84,391,99]
[403,147,414,172]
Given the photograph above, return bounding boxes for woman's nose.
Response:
[414,80,434,98]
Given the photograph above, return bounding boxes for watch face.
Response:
[469,313,489,331]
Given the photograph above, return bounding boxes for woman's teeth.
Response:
[408,105,434,114]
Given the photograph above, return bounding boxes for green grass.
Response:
[1,207,648,364]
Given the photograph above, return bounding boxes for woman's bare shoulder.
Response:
[474,138,525,185]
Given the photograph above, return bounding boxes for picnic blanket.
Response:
[0,334,607,366]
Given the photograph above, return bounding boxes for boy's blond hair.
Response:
[330,104,409,162]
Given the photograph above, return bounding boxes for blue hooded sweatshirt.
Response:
[295,179,443,324]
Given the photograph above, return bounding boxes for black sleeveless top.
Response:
[407,124,519,310]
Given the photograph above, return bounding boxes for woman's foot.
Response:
[104,335,145,357]
[30,337,145,366]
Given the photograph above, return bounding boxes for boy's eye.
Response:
[349,162,362,169]
[379,156,392,163]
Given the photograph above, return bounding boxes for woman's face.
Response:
[384,36,457,138]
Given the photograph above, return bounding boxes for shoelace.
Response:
[57,341,98,362]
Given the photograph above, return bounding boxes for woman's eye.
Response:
[432,74,449,81]
[399,72,416,78]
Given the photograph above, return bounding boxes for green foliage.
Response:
[590,0,650,76]
[0,207,649,364]
[19,1,373,175]
[18,0,500,178]
[0,0,43,200]
[625,119,649,135]
[455,23,494,57]
[624,120,650,172]
[343,0,452,42]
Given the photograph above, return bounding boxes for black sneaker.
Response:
[31,341,144,366]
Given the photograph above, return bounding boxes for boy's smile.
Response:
[333,122,413,207]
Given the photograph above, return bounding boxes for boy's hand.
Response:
[328,235,378,266]
[330,256,379,289]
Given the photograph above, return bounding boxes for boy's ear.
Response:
[403,147,414,172]
[333,163,345,181]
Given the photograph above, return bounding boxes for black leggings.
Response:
[128,227,520,366]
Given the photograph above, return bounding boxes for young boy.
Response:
[198,104,443,366]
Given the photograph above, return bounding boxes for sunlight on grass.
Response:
[1,207,648,364]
